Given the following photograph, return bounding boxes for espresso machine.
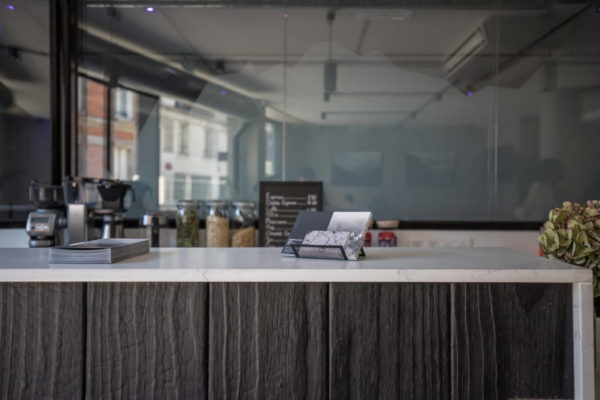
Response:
[25,181,67,247]
[63,177,100,244]
[63,177,134,243]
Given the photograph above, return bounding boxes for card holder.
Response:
[289,243,366,261]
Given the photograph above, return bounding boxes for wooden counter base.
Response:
[0,282,573,399]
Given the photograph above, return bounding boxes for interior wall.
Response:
[285,123,488,221]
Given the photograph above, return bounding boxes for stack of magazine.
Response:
[49,238,150,264]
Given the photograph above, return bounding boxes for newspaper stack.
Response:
[49,238,150,264]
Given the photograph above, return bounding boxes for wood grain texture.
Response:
[329,283,451,400]
[86,283,208,400]
[0,283,84,399]
[209,283,327,399]
[451,283,573,400]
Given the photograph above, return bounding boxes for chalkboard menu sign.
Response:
[259,181,323,247]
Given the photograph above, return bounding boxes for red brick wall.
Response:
[86,81,107,120]
[79,80,137,178]
[86,144,105,178]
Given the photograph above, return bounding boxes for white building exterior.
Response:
[159,98,230,208]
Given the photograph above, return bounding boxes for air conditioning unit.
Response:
[443,27,487,78]
[443,8,583,95]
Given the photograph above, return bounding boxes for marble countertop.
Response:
[0,247,591,283]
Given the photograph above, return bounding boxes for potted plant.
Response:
[538,200,600,317]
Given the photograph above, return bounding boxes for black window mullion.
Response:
[106,87,113,177]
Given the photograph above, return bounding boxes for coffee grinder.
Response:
[25,181,67,247]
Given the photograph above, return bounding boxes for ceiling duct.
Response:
[79,31,263,120]
[80,33,207,102]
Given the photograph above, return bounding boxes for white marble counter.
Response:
[0,247,591,283]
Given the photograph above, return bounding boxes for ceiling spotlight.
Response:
[107,7,120,21]
[215,60,225,75]
[145,6,155,13]
[8,47,21,62]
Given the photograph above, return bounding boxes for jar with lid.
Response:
[176,200,200,247]
[205,201,230,247]
[230,201,256,247]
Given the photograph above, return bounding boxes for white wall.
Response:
[286,124,491,221]
[377,229,540,256]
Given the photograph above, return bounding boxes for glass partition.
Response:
[75,1,600,222]
[0,0,52,222]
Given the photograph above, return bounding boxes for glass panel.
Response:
[77,76,108,178]
[284,6,495,220]
[495,5,600,220]
[109,86,160,217]
[265,121,282,178]
[110,87,137,181]
[76,1,600,222]
[0,0,51,222]
[158,98,239,207]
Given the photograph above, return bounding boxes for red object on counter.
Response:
[378,231,397,247]
[364,232,372,247]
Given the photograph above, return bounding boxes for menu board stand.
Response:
[259,181,323,247]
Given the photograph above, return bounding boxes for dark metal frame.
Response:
[105,81,112,175]
[50,0,79,184]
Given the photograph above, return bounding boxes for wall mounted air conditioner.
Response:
[443,7,585,95]
[443,27,487,78]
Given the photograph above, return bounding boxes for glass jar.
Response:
[176,200,200,247]
[231,201,256,247]
[205,201,230,247]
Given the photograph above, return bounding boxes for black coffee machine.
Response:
[63,177,134,242]
[96,180,135,239]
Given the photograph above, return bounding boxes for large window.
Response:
[114,88,133,120]
[0,1,52,222]
[76,1,600,221]
[158,98,235,207]
[77,79,160,215]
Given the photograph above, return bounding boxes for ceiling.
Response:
[1,1,598,126]
[81,2,598,126]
